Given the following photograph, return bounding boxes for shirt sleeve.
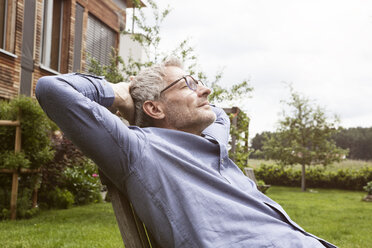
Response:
[201,105,231,146]
[35,73,144,190]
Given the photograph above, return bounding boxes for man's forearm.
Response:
[36,74,115,118]
[36,73,139,189]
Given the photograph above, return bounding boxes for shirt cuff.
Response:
[100,78,115,107]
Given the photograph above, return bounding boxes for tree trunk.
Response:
[301,163,306,192]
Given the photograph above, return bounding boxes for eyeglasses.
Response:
[160,75,205,94]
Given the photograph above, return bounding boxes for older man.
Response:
[36,58,336,248]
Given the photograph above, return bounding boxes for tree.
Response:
[249,131,273,159]
[262,86,348,191]
[333,127,372,160]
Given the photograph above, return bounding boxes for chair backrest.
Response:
[244,167,258,184]
[99,170,161,248]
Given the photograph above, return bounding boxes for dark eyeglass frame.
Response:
[160,75,205,94]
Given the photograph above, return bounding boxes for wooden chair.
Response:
[244,167,271,193]
[99,170,161,248]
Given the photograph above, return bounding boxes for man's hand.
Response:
[109,82,135,125]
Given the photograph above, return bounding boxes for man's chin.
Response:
[202,109,217,126]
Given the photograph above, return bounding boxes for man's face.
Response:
[160,66,216,135]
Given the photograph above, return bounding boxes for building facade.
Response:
[0,0,135,99]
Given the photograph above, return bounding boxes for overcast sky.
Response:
[129,0,372,138]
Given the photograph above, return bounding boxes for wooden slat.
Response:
[107,183,149,248]
[224,107,240,162]
[19,168,41,173]
[244,168,257,184]
[244,168,271,193]
[0,169,17,173]
[99,170,159,248]
[15,115,21,153]
[0,120,20,126]
[10,172,19,220]
[129,200,153,248]
[0,168,40,173]
[230,113,238,161]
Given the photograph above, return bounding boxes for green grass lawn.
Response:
[267,186,372,248]
[0,202,123,248]
[0,187,370,248]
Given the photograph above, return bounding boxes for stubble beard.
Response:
[165,105,216,135]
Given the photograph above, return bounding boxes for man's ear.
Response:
[143,100,165,120]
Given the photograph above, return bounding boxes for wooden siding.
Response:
[0,0,125,99]
[0,0,23,99]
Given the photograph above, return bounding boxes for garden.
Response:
[0,97,371,248]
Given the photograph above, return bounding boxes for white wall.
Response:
[119,33,148,64]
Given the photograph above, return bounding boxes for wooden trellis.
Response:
[0,113,40,220]
[223,107,249,163]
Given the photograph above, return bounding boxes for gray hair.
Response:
[130,57,183,127]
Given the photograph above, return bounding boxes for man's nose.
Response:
[196,84,211,97]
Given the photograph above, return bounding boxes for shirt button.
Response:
[221,158,224,164]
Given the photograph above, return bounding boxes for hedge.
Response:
[254,163,372,191]
[0,96,55,170]
[0,97,101,219]
[0,96,54,219]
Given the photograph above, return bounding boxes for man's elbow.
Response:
[35,76,57,102]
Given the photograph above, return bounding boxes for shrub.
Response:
[38,133,84,207]
[62,159,102,205]
[38,133,103,209]
[0,96,54,219]
[364,181,372,195]
[254,163,372,191]
[0,151,30,169]
[16,188,36,219]
[48,187,75,209]
[0,96,55,169]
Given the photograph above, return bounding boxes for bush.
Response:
[0,96,55,169]
[38,133,103,209]
[0,151,30,169]
[0,97,102,217]
[48,187,75,209]
[62,159,102,205]
[0,96,54,219]
[16,187,40,219]
[38,133,84,207]
[364,181,372,195]
[254,163,372,191]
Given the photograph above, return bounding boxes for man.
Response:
[36,58,336,248]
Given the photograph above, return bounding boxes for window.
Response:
[0,0,16,53]
[41,0,64,71]
[85,14,116,72]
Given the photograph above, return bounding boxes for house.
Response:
[0,0,144,100]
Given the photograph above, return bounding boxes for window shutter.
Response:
[85,14,116,72]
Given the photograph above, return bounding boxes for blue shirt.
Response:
[36,73,336,248]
